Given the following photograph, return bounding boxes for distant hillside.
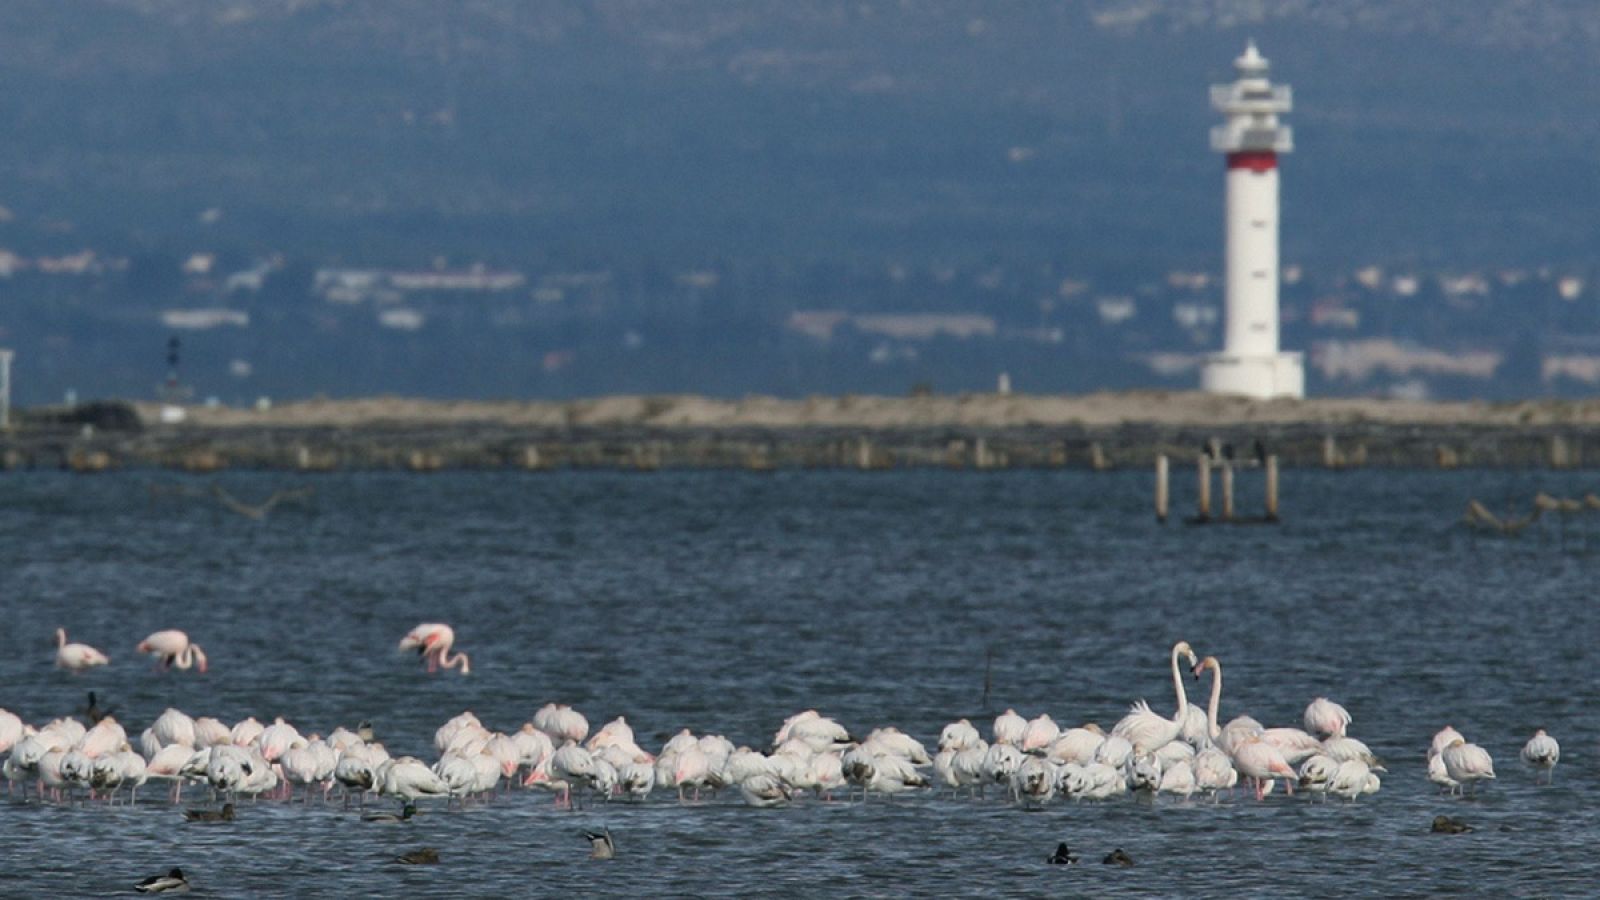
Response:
[0,1,1597,406]
[0,0,1594,266]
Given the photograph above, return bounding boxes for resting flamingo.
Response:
[136,631,207,673]
[1303,697,1351,739]
[55,629,110,672]
[1521,729,1560,784]
[1439,736,1495,795]
[398,623,470,675]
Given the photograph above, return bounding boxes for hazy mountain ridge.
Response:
[0,1,1595,403]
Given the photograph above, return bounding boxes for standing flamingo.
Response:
[136,631,207,673]
[1191,655,1292,799]
[1111,641,1198,755]
[398,623,470,675]
[1439,736,1495,794]
[1521,729,1560,784]
[55,629,110,672]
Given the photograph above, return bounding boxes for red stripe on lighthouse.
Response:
[1226,151,1277,173]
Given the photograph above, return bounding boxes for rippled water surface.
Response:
[3,469,1599,897]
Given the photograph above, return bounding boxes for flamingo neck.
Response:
[438,649,470,675]
[1169,645,1189,721]
[56,629,67,649]
[1206,663,1223,739]
[175,645,207,673]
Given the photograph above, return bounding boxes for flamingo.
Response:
[1260,728,1323,765]
[1232,734,1297,800]
[1158,758,1197,800]
[398,623,470,674]
[618,761,655,801]
[738,772,792,808]
[937,719,983,753]
[1521,729,1560,784]
[1191,655,1293,798]
[1021,714,1061,753]
[55,629,109,672]
[1046,725,1106,766]
[1328,759,1375,802]
[1427,750,1459,794]
[1111,641,1198,755]
[780,714,853,753]
[534,704,590,745]
[1439,737,1495,795]
[991,709,1027,747]
[0,708,23,755]
[136,630,207,673]
[1303,697,1351,739]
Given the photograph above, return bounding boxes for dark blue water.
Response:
[2,469,1597,897]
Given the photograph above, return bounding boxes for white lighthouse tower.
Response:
[1200,41,1304,399]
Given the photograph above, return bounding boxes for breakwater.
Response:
[3,409,1597,472]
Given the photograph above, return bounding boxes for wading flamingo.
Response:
[1521,729,1560,784]
[1191,655,1293,799]
[398,623,470,675]
[1111,641,1198,755]
[55,629,110,672]
[136,631,207,673]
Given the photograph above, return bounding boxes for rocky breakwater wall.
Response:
[4,393,1600,472]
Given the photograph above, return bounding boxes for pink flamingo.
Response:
[398,623,471,675]
[55,628,110,672]
[136,630,208,673]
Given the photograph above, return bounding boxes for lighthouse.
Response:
[1200,41,1304,399]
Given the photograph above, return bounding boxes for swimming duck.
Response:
[1102,849,1135,867]
[584,828,615,860]
[1431,815,1474,834]
[1047,842,1078,865]
[394,848,440,865]
[134,868,190,893]
[81,691,117,725]
[183,803,235,822]
[362,804,417,823]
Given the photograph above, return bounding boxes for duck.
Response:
[183,803,235,822]
[1102,848,1136,867]
[1047,842,1078,864]
[1431,815,1474,834]
[362,803,417,823]
[134,868,191,893]
[80,692,116,725]
[584,828,615,860]
[394,848,440,865]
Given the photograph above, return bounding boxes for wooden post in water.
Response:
[1265,454,1280,522]
[1220,461,1235,521]
[1155,455,1170,523]
[1196,455,1212,522]
[1322,434,1338,469]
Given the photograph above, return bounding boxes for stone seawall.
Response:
[3,418,1596,472]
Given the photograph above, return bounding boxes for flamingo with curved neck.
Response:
[1192,654,1293,799]
[136,630,207,673]
[1193,655,1224,740]
[399,623,471,675]
[1110,641,1197,754]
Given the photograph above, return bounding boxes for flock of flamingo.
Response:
[11,633,1565,815]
